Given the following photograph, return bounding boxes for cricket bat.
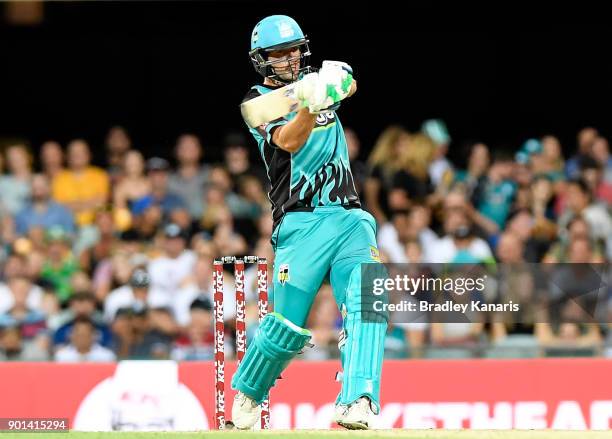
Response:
[240,81,302,129]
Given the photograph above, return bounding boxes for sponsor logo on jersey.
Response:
[315,111,336,126]
[278,263,290,285]
[370,246,381,262]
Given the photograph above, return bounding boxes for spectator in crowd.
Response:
[344,127,367,197]
[442,188,500,238]
[566,127,598,179]
[579,155,612,205]
[126,305,178,360]
[88,234,140,303]
[148,223,196,299]
[207,165,260,221]
[0,254,43,313]
[132,157,186,221]
[14,174,75,237]
[40,285,62,330]
[0,276,47,340]
[536,268,603,356]
[0,144,33,217]
[365,126,410,224]
[536,320,602,355]
[454,142,490,198]
[389,133,435,210]
[113,150,152,212]
[104,268,169,323]
[496,231,525,264]
[472,151,517,229]
[168,134,209,219]
[52,290,111,349]
[55,316,116,362]
[491,232,539,341]
[430,313,484,354]
[303,285,340,360]
[52,139,110,227]
[171,296,214,361]
[223,132,267,188]
[422,119,454,189]
[544,216,605,263]
[503,209,552,262]
[591,136,612,183]
[558,179,612,259]
[530,174,558,222]
[425,209,494,263]
[129,202,164,242]
[376,209,410,263]
[378,205,439,264]
[77,208,120,273]
[0,324,48,361]
[105,126,132,181]
[39,140,65,181]
[198,181,248,259]
[237,174,267,212]
[40,227,79,304]
[539,135,565,181]
[109,307,135,360]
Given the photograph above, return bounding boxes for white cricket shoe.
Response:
[332,403,348,425]
[335,397,375,430]
[232,392,261,430]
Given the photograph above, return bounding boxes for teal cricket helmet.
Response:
[249,15,311,83]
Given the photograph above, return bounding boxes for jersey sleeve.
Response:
[242,88,288,149]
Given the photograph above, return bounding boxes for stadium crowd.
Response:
[0,122,611,362]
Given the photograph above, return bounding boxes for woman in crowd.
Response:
[364,126,411,224]
[0,144,33,217]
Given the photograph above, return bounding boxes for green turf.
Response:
[1,431,612,439]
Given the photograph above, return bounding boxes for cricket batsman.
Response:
[231,15,387,430]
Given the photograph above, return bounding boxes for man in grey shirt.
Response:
[168,134,210,219]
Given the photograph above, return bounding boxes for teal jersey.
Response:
[243,84,360,230]
[477,179,517,228]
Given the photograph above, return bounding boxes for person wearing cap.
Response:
[147,223,196,299]
[52,139,110,226]
[130,157,187,219]
[422,119,454,188]
[104,268,170,323]
[168,134,210,219]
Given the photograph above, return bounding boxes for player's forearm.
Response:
[273,108,317,153]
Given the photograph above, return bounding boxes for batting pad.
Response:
[338,310,387,412]
[231,312,312,404]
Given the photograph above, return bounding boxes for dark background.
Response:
[1,2,610,164]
